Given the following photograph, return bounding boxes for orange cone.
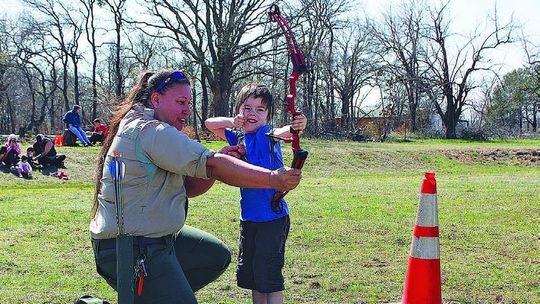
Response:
[54,134,64,146]
[402,172,441,304]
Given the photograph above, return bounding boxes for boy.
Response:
[25,147,41,169]
[88,119,109,145]
[205,83,306,304]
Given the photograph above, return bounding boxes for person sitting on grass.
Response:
[32,134,66,167]
[17,155,32,178]
[88,119,109,145]
[63,104,93,146]
[25,147,41,169]
[0,134,21,169]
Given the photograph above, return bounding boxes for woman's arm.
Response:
[35,141,53,160]
[206,153,301,192]
[184,145,246,197]
[185,176,215,198]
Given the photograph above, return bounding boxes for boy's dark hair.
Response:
[93,119,101,124]
[21,155,28,161]
[27,147,34,152]
[234,83,273,122]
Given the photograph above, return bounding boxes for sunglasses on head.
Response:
[154,71,186,93]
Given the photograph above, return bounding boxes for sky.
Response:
[3,0,538,71]
[361,0,540,72]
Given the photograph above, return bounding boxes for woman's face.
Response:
[151,83,192,131]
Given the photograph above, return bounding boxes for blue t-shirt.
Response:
[225,125,288,222]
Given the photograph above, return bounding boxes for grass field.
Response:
[0,138,538,303]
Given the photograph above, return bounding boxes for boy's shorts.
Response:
[236,215,290,293]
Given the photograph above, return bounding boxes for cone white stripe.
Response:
[416,193,439,227]
[410,236,440,259]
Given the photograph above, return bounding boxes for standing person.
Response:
[88,119,109,145]
[0,134,21,168]
[17,155,32,178]
[32,134,66,167]
[90,69,302,304]
[205,83,307,304]
[63,105,93,146]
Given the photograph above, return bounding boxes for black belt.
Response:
[93,235,171,251]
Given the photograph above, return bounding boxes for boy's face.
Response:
[240,96,269,133]
[27,150,34,156]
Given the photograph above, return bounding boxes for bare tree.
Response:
[80,0,99,120]
[421,3,515,138]
[372,0,427,132]
[296,0,350,133]
[138,0,278,118]
[99,0,127,98]
[333,19,380,131]
[24,0,76,112]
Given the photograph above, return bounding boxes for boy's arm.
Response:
[270,113,307,140]
[204,117,236,140]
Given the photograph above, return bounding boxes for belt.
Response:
[92,235,171,251]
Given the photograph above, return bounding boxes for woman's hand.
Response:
[291,114,307,132]
[269,167,302,192]
[218,144,246,159]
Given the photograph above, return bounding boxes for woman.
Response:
[0,134,21,168]
[90,69,301,303]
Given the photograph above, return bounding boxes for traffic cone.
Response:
[402,172,441,304]
[54,134,64,146]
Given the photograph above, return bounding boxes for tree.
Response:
[333,19,379,131]
[80,0,99,121]
[139,0,277,118]
[99,0,127,98]
[421,3,515,138]
[372,0,427,132]
[487,68,538,135]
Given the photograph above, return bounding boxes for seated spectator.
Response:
[88,119,109,145]
[63,104,93,146]
[33,134,66,167]
[25,147,41,169]
[0,134,21,168]
[17,155,32,178]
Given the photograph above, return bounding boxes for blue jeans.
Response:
[68,126,91,145]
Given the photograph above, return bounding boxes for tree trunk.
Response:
[200,69,209,130]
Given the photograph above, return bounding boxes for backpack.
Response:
[74,295,110,304]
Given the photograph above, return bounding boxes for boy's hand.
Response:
[232,115,245,128]
[291,114,307,131]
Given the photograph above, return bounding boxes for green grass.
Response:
[0,139,538,303]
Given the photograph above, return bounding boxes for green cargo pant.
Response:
[92,225,232,304]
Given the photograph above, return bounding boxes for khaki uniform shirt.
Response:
[90,106,214,239]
